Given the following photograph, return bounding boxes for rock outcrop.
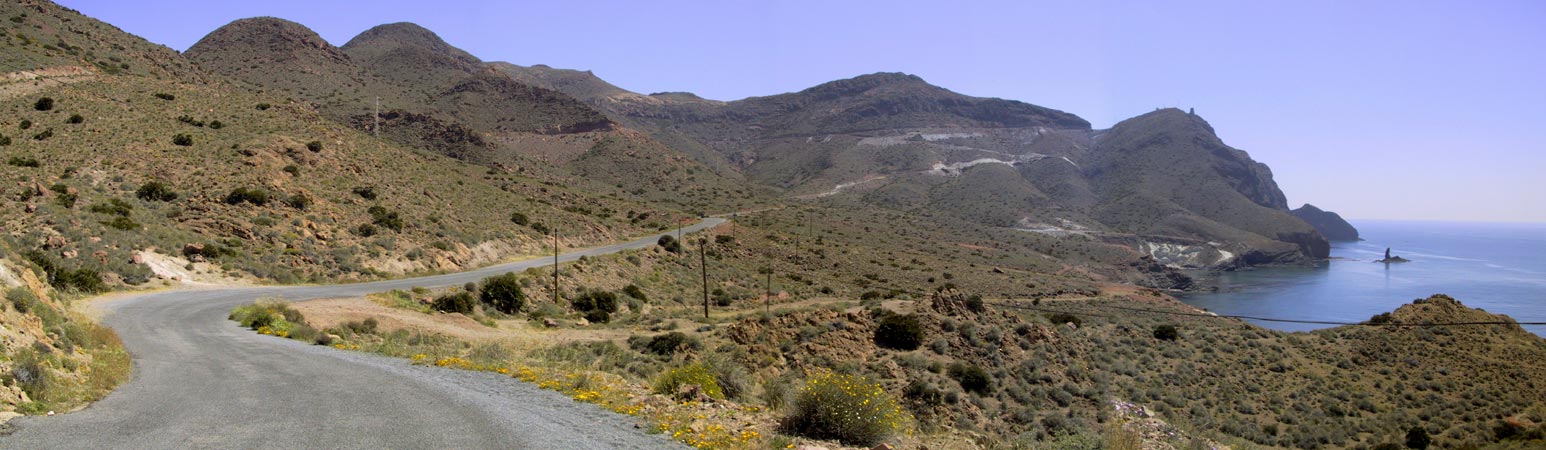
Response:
[1292,204,1361,241]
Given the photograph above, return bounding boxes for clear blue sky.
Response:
[59,0,1546,222]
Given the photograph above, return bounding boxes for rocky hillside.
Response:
[0,3,721,291]
[184,18,755,213]
[0,243,130,418]
[516,66,1329,267]
[1292,203,1360,241]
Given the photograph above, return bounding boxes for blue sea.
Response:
[1178,220,1546,336]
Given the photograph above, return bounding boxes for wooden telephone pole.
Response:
[700,238,709,319]
[552,228,559,307]
[372,97,380,137]
[763,267,772,314]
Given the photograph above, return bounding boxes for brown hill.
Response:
[521,67,1323,265]
[185,18,753,212]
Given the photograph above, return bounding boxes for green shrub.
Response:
[571,290,619,323]
[32,128,52,140]
[224,187,270,206]
[780,370,909,446]
[657,235,681,253]
[479,273,525,314]
[1153,324,1179,341]
[182,242,237,259]
[11,348,51,404]
[354,223,377,237]
[874,313,926,350]
[54,191,76,208]
[34,97,52,111]
[66,114,83,124]
[88,198,133,217]
[509,212,529,226]
[19,119,31,130]
[288,323,320,343]
[176,115,204,127]
[343,318,379,335]
[948,363,991,394]
[703,353,751,400]
[352,186,377,200]
[652,363,724,400]
[1046,312,1082,327]
[135,181,178,201]
[255,103,270,110]
[208,120,223,129]
[23,251,104,294]
[229,300,304,331]
[631,331,700,356]
[7,156,39,167]
[530,222,550,235]
[621,284,647,302]
[171,133,192,146]
[102,216,140,231]
[1406,427,1430,449]
[284,193,311,210]
[153,93,174,101]
[367,205,404,232]
[0,135,11,146]
[582,309,611,323]
[282,165,299,176]
[306,141,323,152]
[433,292,476,315]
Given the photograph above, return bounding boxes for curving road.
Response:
[1,219,724,449]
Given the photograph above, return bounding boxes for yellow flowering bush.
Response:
[780,370,910,446]
[652,363,725,400]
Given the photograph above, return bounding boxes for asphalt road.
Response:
[1,219,723,449]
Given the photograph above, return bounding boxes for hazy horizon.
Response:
[57,0,1546,223]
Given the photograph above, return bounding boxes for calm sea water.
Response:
[1178,220,1546,336]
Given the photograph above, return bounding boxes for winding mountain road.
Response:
[1,219,724,449]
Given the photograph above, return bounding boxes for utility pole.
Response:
[552,227,559,307]
[372,96,380,137]
[700,238,709,319]
[764,267,772,314]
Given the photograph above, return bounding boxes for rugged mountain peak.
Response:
[1113,107,1218,137]
[342,22,480,67]
[1292,204,1361,241]
[186,17,349,66]
[1102,107,1288,210]
[797,72,929,97]
[490,62,632,101]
